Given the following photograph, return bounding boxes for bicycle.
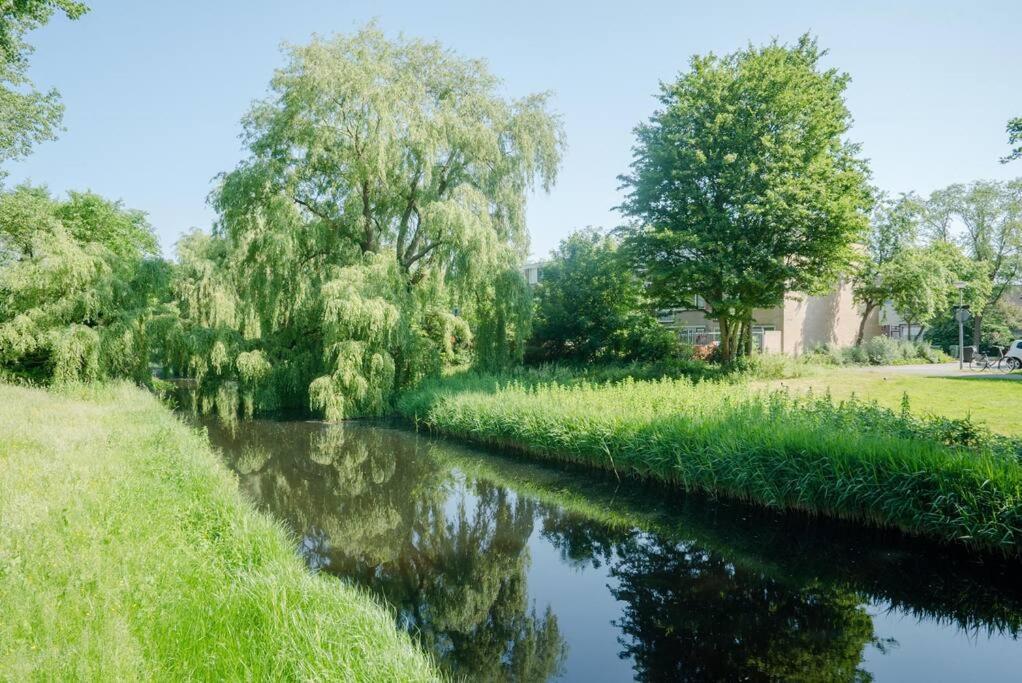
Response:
[968,347,1019,373]
[968,347,1003,372]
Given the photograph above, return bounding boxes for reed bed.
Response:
[398,373,1022,556]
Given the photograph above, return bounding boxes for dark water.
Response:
[197,417,1022,682]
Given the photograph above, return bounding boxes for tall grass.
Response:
[0,382,438,681]
[398,373,1022,556]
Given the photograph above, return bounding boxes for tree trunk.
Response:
[972,313,983,348]
[913,325,926,342]
[719,316,731,364]
[856,302,877,346]
[744,319,753,356]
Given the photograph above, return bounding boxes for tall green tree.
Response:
[882,241,989,341]
[0,0,87,175]
[851,193,918,344]
[918,180,1022,346]
[527,228,679,364]
[619,35,872,362]
[169,26,563,419]
[0,184,167,383]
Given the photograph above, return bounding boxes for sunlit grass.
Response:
[398,372,1022,556]
[758,367,1022,436]
[0,382,438,681]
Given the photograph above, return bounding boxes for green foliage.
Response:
[882,241,990,339]
[927,297,1022,353]
[914,180,1022,345]
[851,193,918,343]
[167,25,563,419]
[0,381,438,680]
[803,339,948,367]
[0,185,168,384]
[619,34,872,362]
[527,228,679,364]
[1003,117,1022,164]
[0,1,88,174]
[398,372,1022,555]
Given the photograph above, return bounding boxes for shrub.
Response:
[527,229,680,365]
[862,335,897,365]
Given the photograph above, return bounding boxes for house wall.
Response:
[521,260,883,356]
[781,278,877,355]
[662,277,880,355]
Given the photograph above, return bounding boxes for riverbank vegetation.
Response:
[398,371,1022,555]
[0,382,437,680]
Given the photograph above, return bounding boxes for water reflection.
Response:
[197,417,1022,682]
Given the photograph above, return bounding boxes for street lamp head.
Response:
[954,281,967,290]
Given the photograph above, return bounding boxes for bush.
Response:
[526,229,681,364]
[863,335,899,365]
[804,339,948,367]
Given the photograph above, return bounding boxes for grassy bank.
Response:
[0,382,437,681]
[398,372,1022,556]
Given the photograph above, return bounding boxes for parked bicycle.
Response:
[968,342,1022,373]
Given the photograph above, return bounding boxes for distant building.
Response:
[522,259,882,355]
[660,278,881,355]
[522,261,544,287]
[878,303,924,341]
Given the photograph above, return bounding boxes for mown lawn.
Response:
[0,382,437,681]
[762,367,1022,436]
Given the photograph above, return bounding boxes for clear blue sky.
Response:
[5,0,1021,259]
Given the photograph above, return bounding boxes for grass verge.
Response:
[0,382,438,681]
[398,372,1022,556]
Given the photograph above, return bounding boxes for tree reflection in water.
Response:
[605,536,879,682]
[205,419,565,681]
[199,417,1022,683]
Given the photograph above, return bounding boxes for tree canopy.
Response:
[1003,117,1022,164]
[913,180,1022,345]
[0,184,166,383]
[882,241,989,341]
[0,0,87,175]
[167,26,563,419]
[618,35,872,362]
[851,193,918,344]
[526,228,679,364]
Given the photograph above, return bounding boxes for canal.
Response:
[197,416,1022,681]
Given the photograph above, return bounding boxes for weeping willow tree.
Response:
[0,185,168,383]
[169,25,562,419]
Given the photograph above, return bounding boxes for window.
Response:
[657,310,676,323]
[1016,341,1022,349]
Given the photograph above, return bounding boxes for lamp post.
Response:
[954,281,967,370]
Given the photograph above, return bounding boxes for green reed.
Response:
[398,372,1022,556]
